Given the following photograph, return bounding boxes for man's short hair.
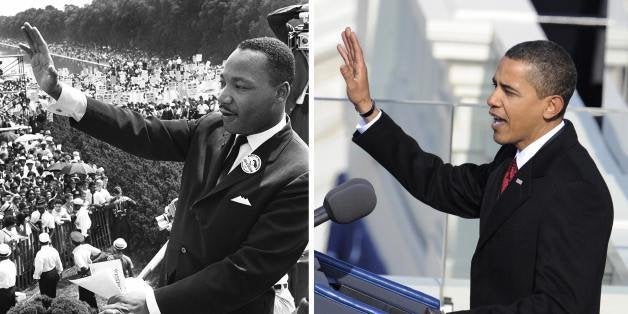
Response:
[238,37,295,86]
[505,40,577,116]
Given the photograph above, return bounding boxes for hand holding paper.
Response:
[69,259,148,299]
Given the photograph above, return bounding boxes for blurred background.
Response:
[313,0,628,312]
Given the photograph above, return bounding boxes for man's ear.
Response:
[543,95,565,120]
[276,82,290,101]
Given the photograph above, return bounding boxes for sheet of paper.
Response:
[70,268,122,298]
[70,259,126,298]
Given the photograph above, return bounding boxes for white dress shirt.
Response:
[228,115,287,173]
[72,243,101,270]
[0,259,16,288]
[514,121,565,169]
[53,207,71,225]
[30,210,42,225]
[75,206,91,237]
[33,245,63,279]
[41,211,56,230]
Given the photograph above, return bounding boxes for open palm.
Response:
[337,27,372,111]
[18,22,60,98]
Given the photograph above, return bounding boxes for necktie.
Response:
[221,135,248,177]
[500,158,518,193]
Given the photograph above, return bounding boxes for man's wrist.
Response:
[359,100,376,118]
[355,99,373,114]
[48,84,62,101]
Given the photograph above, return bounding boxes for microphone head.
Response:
[323,178,376,224]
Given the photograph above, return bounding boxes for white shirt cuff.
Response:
[356,110,383,134]
[145,286,161,314]
[49,82,88,122]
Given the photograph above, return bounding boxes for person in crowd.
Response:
[14,213,32,240]
[29,197,47,231]
[272,274,295,314]
[0,244,16,314]
[61,193,74,217]
[106,238,134,278]
[90,179,110,209]
[52,198,71,225]
[33,232,62,298]
[106,186,135,240]
[40,200,56,234]
[0,217,18,248]
[73,199,91,238]
[70,231,102,310]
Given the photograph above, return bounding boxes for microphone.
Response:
[314,178,377,227]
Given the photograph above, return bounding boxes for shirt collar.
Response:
[243,114,286,152]
[515,120,565,169]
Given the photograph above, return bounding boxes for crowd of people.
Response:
[3,37,224,122]
[0,124,139,313]
[0,80,48,132]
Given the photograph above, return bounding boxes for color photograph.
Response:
[313,0,628,313]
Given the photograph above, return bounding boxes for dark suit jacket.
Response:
[353,112,613,313]
[70,98,309,313]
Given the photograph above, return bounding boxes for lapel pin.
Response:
[515,178,523,185]
[241,154,262,174]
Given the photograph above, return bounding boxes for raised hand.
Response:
[18,22,62,99]
[337,27,377,119]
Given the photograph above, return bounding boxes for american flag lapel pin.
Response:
[515,178,523,185]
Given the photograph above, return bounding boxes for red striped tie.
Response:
[500,158,518,193]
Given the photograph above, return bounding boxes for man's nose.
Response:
[218,89,232,105]
[487,89,499,108]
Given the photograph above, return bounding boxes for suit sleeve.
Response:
[69,97,199,161]
[353,111,493,218]
[153,172,309,313]
[454,180,613,314]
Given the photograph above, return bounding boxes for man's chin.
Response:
[493,132,508,146]
[222,120,243,135]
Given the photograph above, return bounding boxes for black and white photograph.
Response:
[0,0,309,313]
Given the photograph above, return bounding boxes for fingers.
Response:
[341,28,354,63]
[21,23,36,52]
[337,44,350,67]
[108,294,123,304]
[17,43,33,57]
[349,30,365,65]
[339,65,352,82]
[100,303,129,314]
[31,26,50,55]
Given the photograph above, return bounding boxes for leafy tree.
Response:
[0,0,302,63]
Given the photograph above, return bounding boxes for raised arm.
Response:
[19,22,195,161]
[337,27,379,121]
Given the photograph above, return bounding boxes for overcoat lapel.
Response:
[477,161,532,250]
[476,120,574,251]
[195,123,293,203]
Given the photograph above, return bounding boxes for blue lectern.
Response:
[314,251,440,313]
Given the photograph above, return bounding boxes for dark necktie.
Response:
[500,158,518,193]
[221,135,248,177]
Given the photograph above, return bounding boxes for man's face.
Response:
[218,48,285,135]
[487,57,553,150]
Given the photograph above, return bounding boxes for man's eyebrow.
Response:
[493,77,521,96]
[232,76,254,84]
